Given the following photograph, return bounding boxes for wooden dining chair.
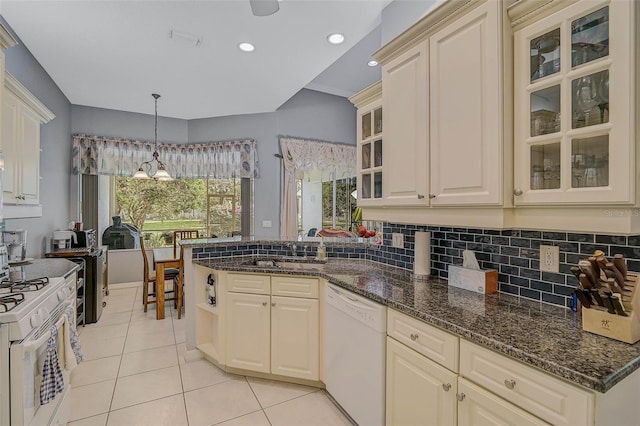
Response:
[140,236,180,313]
[174,245,185,319]
[173,229,200,258]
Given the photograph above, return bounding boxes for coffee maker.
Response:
[2,229,27,262]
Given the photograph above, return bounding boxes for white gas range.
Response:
[0,260,79,426]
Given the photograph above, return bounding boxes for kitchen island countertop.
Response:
[193,256,640,393]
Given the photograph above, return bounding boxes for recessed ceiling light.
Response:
[327,33,345,45]
[367,60,379,67]
[238,42,255,52]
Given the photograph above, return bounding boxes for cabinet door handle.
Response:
[410,333,419,341]
[428,193,436,199]
[456,392,465,402]
[504,379,516,390]
[271,302,276,307]
[262,301,268,306]
[442,383,451,392]
[417,194,425,199]
[514,188,523,196]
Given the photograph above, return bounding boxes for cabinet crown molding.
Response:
[349,81,381,108]
[5,72,55,123]
[0,23,17,50]
[507,0,580,29]
[373,0,484,64]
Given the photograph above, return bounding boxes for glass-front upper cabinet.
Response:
[351,82,383,206]
[513,0,634,205]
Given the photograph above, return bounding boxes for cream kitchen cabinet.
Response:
[270,295,319,380]
[1,72,54,217]
[226,291,271,373]
[362,0,511,227]
[386,336,457,426]
[381,41,429,206]
[429,0,505,206]
[386,309,459,425]
[349,82,383,206]
[224,273,320,381]
[512,0,634,206]
[377,0,505,208]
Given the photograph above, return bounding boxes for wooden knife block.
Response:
[581,272,640,344]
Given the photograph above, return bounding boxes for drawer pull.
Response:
[504,379,516,390]
[271,302,276,307]
[456,392,465,402]
[410,333,419,341]
[262,302,268,306]
[442,383,451,392]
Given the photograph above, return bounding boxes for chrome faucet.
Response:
[288,242,307,258]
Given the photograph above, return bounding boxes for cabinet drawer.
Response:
[387,309,459,372]
[459,340,594,426]
[271,276,318,299]
[457,378,549,426]
[227,273,270,295]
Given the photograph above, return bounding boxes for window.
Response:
[297,176,357,237]
[113,176,250,247]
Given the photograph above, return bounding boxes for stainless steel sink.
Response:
[241,258,326,270]
[274,261,326,270]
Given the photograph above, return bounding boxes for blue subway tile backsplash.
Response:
[190,223,640,310]
[370,222,640,309]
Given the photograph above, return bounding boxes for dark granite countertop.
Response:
[193,256,640,393]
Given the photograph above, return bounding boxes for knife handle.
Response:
[603,269,616,280]
[601,293,616,314]
[613,254,627,279]
[610,295,628,316]
[574,289,591,308]
[596,256,609,273]
[590,289,604,307]
[570,266,582,283]
[588,256,601,279]
[578,274,592,290]
[578,260,598,288]
[605,263,626,291]
[605,277,623,294]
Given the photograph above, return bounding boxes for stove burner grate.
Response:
[0,293,25,312]
[0,277,50,292]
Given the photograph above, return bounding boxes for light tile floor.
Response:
[69,283,353,426]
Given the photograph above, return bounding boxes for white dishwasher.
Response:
[324,283,386,426]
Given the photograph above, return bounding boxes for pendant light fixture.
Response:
[133,93,173,181]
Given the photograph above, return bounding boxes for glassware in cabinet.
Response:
[513,0,632,205]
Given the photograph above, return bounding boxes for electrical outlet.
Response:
[392,233,404,248]
[540,245,559,273]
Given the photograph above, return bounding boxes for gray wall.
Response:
[1,17,73,258]
[381,0,441,44]
[71,105,189,143]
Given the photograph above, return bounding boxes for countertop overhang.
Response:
[193,256,640,393]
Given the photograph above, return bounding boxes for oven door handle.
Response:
[22,308,69,353]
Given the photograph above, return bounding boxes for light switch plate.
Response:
[262,220,272,228]
[392,233,404,248]
[540,245,559,273]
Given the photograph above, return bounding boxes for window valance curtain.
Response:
[278,136,356,181]
[72,134,260,179]
[278,136,356,240]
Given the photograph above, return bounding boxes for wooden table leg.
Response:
[156,263,165,320]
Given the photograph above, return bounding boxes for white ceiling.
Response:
[1,0,393,120]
